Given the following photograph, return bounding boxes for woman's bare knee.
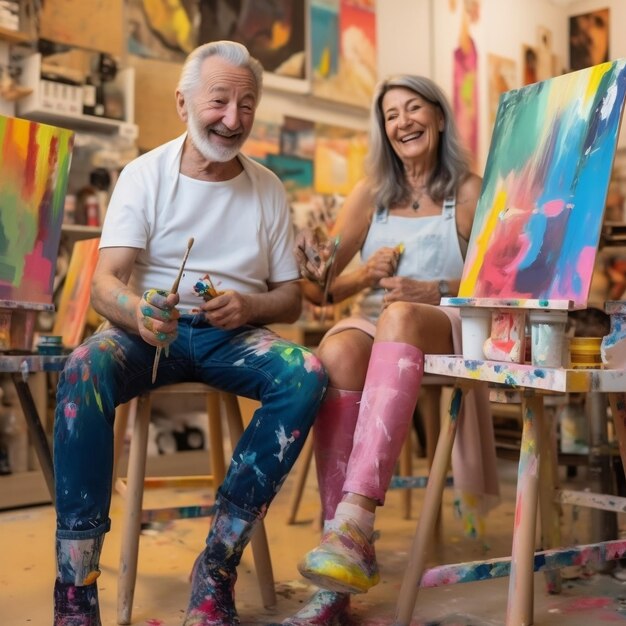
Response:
[318,330,372,390]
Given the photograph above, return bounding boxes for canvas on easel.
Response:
[459,60,626,310]
[0,116,74,305]
[0,115,74,352]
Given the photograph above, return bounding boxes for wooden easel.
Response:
[394,60,626,625]
[0,299,67,502]
[0,115,75,503]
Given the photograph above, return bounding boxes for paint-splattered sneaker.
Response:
[297,521,380,594]
[53,580,102,626]
[273,590,353,625]
[183,549,239,625]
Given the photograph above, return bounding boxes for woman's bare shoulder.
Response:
[456,173,483,211]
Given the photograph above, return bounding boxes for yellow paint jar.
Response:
[569,336,602,368]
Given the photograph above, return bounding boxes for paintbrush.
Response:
[151,237,194,383]
[393,243,405,276]
[319,235,341,325]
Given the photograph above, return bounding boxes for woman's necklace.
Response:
[411,191,425,211]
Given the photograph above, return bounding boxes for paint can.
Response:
[36,335,64,355]
[483,309,527,363]
[529,309,568,368]
[460,307,491,359]
[6,310,36,353]
[569,336,602,368]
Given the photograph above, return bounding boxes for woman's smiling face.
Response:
[382,87,445,164]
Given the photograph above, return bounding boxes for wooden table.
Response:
[394,356,626,626]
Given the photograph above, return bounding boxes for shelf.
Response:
[16,53,137,138]
[18,108,137,137]
[0,26,32,44]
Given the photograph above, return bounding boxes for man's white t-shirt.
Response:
[100,134,299,312]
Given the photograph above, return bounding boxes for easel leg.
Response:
[11,372,55,502]
[394,385,464,626]
[608,393,626,482]
[506,393,541,626]
[537,396,562,594]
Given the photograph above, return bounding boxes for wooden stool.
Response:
[113,383,276,625]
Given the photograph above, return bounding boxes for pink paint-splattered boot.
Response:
[276,590,354,626]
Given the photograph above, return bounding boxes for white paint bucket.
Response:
[530,309,568,368]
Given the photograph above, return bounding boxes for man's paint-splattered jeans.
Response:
[54,315,328,541]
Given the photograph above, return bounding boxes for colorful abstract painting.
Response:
[313,123,367,196]
[53,238,100,348]
[128,0,307,83]
[459,61,626,309]
[0,116,74,305]
[311,0,376,108]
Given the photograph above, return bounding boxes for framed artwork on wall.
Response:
[310,0,377,108]
[569,9,610,72]
[127,0,309,94]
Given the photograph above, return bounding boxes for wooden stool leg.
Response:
[112,399,132,486]
[505,393,541,626]
[117,394,151,625]
[287,432,314,524]
[537,400,562,594]
[423,386,443,536]
[400,434,412,519]
[394,385,465,626]
[222,393,277,609]
[207,392,226,489]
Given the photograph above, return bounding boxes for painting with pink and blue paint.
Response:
[459,60,626,308]
[0,116,74,304]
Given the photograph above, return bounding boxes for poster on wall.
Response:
[569,9,610,71]
[310,0,377,108]
[459,61,626,309]
[127,0,308,91]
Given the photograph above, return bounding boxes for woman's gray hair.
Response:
[177,40,264,100]
[365,74,470,207]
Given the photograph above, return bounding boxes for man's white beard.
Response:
[187,107,246,162]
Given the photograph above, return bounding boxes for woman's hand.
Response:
[137,288,180,347]
[379,276,440,307]
[294,227,339,284]
[361,246,402,288]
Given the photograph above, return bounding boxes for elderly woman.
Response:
[286,74,499,625]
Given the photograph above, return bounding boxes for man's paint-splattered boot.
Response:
[183,499,259,626]
[54,535,103,626]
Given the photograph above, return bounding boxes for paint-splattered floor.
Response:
[2,452,626,625]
